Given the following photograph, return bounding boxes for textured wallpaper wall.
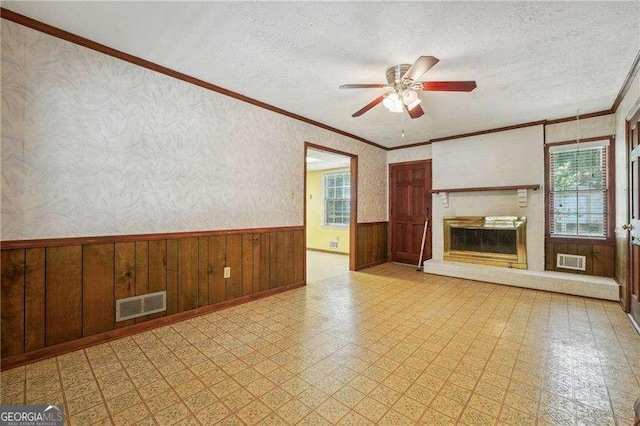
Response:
[1,20,387,240]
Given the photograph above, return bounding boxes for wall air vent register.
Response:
[115,291,167,322]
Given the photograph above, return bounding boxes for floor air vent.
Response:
[556,254,586,271]
[116,291,166,322]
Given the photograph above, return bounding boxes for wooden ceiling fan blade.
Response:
[402,56,439,81]
[418,81,477,92]
[340,84,387,89]
[352,95,384,117]
[406,104,424,119]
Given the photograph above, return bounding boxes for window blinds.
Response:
[549,141,608,238]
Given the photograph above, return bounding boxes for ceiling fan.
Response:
[340,56,477,119]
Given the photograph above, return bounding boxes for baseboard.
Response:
[307,248,349,255]
[628,313,640,335]
[0,281,305,371]
[356,259,388,270]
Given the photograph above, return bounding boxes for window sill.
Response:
[322,225,349,229]
[545,236,614,246]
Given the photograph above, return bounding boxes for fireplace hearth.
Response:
[443,216,527,269]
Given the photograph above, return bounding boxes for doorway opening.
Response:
[305,143,357,283]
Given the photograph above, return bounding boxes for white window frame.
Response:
[548,140,610,239]
[323,171,350,227]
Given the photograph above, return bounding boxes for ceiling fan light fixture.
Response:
[406,98,422,111]
[383,93,403,113]
[401,89,421,111]
[401,89,418,104]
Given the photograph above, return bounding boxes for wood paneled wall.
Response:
[356,222,388,270]
[545,239,615,278]
[0,227,304,360]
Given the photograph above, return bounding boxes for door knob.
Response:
[622,224,634,231]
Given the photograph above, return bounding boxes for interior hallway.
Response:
[306,250,349,284]
[1,263,639,425]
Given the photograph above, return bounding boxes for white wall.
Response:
[387,145,432,164]
[545,114,615,144]
[0,20,387,240]
[386,126,545,270]
[430,126,545,270]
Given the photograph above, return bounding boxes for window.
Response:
[548,140,611,238]
[324,171,350,226]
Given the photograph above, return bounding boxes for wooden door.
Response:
[390,161,432,265]
[628,111,640,325]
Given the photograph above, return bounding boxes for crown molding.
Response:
[612,49,640,113]
[3,7,637,152]
[387,120,546,150]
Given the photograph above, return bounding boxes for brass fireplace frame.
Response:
[443,216,527,269]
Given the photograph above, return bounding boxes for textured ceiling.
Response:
[3,1,639,148]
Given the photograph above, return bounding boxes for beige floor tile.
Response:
[173,378,204,400]
[99,378,134,400]
[391,395,426,421]
[106,389,142,415]
[153,402,190,425]
[347,375,376,394]
[260,387,293,410]
[299,411,332,425]
[336,410,374,425]
[3,263,640,426]
[369,384,401,407]
[439,382,472,404]
[431,393,465,419]
[460,406,497,425]
[112,402,150,425]
[296,386,329,409]
[499,404,537,425]
[314,397,349,423]
[172,416,201,426]
[221,388,255,412]
[183,389,217,412]
[475,380,507,402]
[276,398,311,424]
[69,403,110,426]
[145,389,181,413]
[419,407,458,425]
[66,390,105,416]
[353,396,388,423]
[378,409,412,425]
[235,400,272,425]
[503,391,538,415]
[332,385,365,408]
[194,402,231,424]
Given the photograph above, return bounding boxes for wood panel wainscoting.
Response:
[544,239,615,278]
[355,222,388,270]
[0,226,304,370]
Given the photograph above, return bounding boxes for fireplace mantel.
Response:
[433,184,541,208]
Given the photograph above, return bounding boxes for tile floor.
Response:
[1,263,640,425]
[306,250,349,284]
